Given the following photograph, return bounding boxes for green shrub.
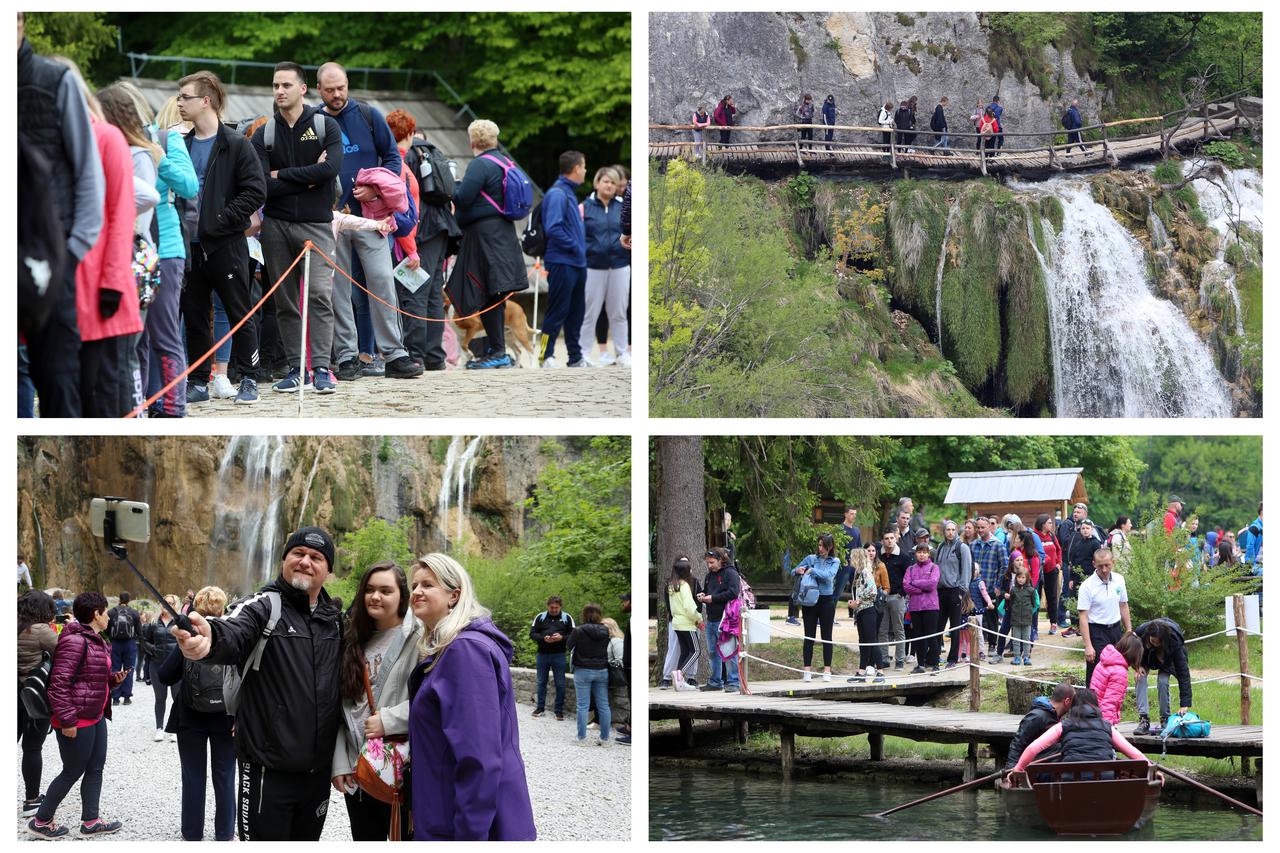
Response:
[1205,140,1246,169]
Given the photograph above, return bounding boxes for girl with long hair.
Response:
[332,562,420,840]
[407,554,535,840]
[18,590,59,817]
[668,556,702,691]
[793,532,841,681]
[847,548,884,682]
[568,603,613,742]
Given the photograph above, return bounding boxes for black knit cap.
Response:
[281,526,336,571]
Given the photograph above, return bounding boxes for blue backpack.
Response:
[479,153,534,221]
[1160,711,1210,756]
[797,571,820,607]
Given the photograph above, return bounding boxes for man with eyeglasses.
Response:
[970,516,1010,658]
[876,529,911,669]
[176,70,266,405]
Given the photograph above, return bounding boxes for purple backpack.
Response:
[479,153,534,221]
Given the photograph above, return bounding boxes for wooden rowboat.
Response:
[997,760,1162,835]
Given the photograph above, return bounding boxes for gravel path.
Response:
[184,366,631,418]
[17,693,630,841]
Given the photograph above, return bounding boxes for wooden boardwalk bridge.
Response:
[650,92,1260,176]
[650,682,1263,797]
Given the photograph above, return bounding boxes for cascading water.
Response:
[1015,177,1232,418]
[933,200,959,348]
[372,439,402,522]
[436,436,485,547]
[1020,201,1063,416]
[209,436,287,593]
[1188,164,1263,337]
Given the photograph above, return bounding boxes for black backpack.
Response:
[17,135,67,337]
[182,658,227,713]
[110,607,136,641]
[1061,110,1072,128]
[22,642,88,721]
[520,199,547,258]
[409,142,457,206]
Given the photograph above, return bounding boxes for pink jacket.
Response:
[903,560,940,612]
[77,119,144,342]
[353,166,408,222]
[1089,643,1131,724]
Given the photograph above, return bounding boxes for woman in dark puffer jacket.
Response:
[28,592,127,839]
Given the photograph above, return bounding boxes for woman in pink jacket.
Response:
[903,543,941,673]
[1089,632,1143,724]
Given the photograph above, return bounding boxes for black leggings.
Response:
[344,787,411,842]
[479,291,508,353]
[37,718,108,823]
[939,587,965,663]
[1042,569,1061,631]
[675,629,701,674]
[855,607,879,670]
[18,698,51,800]
[802,594,836,668]
[911,610,941,666]
[153,678,170,729]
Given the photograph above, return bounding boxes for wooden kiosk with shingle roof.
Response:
[944,467,1088,523]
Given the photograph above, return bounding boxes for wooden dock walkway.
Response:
[732,670,969,702]
[651,92,1260,177]
[650,689,1263,784]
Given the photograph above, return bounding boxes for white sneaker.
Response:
[154,729,164,742]
[617,351,633,368]
[822,671,833,682]
[168,733,177,743]
[598,350,617,366]
[210,373,236,399]
[540,357,561,369]
[801,671,812,683]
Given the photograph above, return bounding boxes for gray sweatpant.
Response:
[331,227,408,365]
[1135,669,1172,719]
[579,266,630,357]
[260,219,337,372]
[878,593,908,664]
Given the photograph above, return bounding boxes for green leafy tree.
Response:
[24,12,117,83]
[1131,436,1262,530]
[520,436,630,580]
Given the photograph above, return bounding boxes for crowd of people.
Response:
[687,91,1092,157]
[18,15,632,418]
[17,529,588,840]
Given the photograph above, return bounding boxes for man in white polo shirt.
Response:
[1079,546,1132,686]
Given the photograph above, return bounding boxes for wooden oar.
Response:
[867,769,1004,818]
[1154,763,1263,817]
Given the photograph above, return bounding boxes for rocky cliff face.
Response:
[650,12,1102,144]
[17,436,572,597]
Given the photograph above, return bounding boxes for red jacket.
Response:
[1038,530,1061,574]
[1163,510,1178,534]
[1088,643,1131,725]
[47,621,113,729]
[76,119,144,342]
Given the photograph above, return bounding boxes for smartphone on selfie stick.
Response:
[90,497,193,635]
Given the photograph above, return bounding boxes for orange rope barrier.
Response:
[122,244,306,418]
[306,244,521,323]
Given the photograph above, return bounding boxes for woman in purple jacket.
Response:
[903,543,942,673]
[407,554,536,840]
[28,592,127,839]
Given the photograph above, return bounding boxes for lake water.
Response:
[650,766,1262,841]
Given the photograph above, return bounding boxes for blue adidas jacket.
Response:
[541,175,586,268]
[582,192,629,269]
[326,99,402,216]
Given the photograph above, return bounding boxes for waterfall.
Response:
[1016,177,1232,418]
[436,436,485,547]
[933,200,959,348]
[1187,164,1263,338]
[372,439,402,522]
[209,436,287,593]
[1021,201,1063,416]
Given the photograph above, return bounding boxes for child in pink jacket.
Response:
[1089,632,1143,724]
[903,543,941,672]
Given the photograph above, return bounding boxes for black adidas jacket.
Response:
[183,122,266,255]
[251,104,344,224]
[204,576,343,773]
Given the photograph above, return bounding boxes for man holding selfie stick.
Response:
[172,527,343,841]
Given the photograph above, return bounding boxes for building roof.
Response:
[129,78,476,170]
[944,468,1087,506]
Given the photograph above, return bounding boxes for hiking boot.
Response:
[1153,717,1168,735]
[79,819,122,836]
[123,697,132,705]
[1134,715,1151,736]
[22,796,44,818]
[911,665,926,674]
[336,359,362,381]
[210,373,237,399]
[313,371,336,394]
[616,734,631,744]
[532,709,545,717]
[27,818,68,839]
[423,360,447,372]
[385,356,424,379]
[186,382,210,403]
[234,378,258,404]
[272,368,312,393]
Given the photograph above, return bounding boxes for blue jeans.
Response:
[535,651,567,714]
[17,343,35,418]
[574,668,610,740]
[212,293,232,364]
[110,639,137,699]
[705,619,739,688]
[177,729,235,840]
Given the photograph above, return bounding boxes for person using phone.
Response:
[28,592,128,839]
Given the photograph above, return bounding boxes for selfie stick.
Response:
[100,498,194,634]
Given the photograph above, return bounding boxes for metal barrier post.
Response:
[298,242,311,417]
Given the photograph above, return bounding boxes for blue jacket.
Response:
[326,100,401,216]
[1245,517,1263,564]
[1064,105,1082,130]
[541,175,586,268]
[988,102,1004,123]
[581,191,628,269]
[822,100,837,125]
[795,554,840,596]
[151,127,199,260]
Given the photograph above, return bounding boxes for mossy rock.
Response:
[1039,195,1064,234]
[886,180,950,327]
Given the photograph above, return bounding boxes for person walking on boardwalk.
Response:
[795,94,815,147]
[1063,98,1084,153]
[894,101,913,150]
[878,101,894,150]
[978,108,1000,155]
[792,533,840,682]
[691,104,711,161]
[930,96,950,151]
[987,95,1005,150]
[713,95,736,145]
[822,95,837,150]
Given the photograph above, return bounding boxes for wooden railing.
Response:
[651,89,1258,175]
